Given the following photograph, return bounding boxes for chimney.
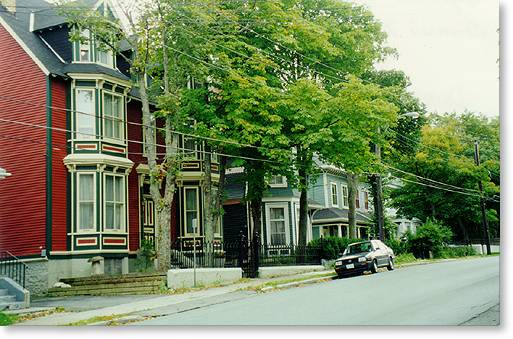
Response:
[0,0,16,14]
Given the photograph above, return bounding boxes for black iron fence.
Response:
[170,235,323,277]
[0,250,27,288]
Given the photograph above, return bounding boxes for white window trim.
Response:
[182,137,199,160]
[341,185,349,208]
[183,187,200,237]
[103,173,126,233]
[265,203,290,246]
[74,88,96,141]
[363,190,369,211]
[78,29,92,63]
[269,175,288,188]
[330,182,339,207]
[102,90,126,145]
[76,172,97,233]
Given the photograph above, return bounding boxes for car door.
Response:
[372,240,388,266]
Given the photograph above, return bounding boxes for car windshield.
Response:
[345,242,373,255]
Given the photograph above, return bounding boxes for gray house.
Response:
[223,162,373,246]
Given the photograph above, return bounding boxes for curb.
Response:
[261,274,336,292]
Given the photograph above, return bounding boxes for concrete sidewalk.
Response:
[16,269,334,326]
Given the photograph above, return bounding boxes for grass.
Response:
[245,272,336,292]
[66,313,129,326]
[0,312,18,326]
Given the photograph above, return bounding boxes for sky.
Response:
[353,0,499,117]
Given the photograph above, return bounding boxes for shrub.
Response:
[409,218,452,258]
[0,312,17,326]
[439,246,477,258]
[135,239,156,272]
[308,237,361,260]
[394,253,417,265]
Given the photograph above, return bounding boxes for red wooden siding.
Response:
[127,100,143,251]
[51,78,68,252]
[0,24,47,256]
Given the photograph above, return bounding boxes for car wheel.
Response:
[371,260,378,274]
[387,257,395,271]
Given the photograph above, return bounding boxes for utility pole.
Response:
[474,141,491,255]
[372,128,385,242]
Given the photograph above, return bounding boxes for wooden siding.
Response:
[51,77,69,252]
[127,100,143,251]
[0,23,48,256]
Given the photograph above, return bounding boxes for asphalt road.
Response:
[137,256,500,325]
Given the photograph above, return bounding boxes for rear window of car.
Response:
[347,242,373,254]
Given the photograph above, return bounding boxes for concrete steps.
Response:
[47,273,167,297]
[0,288,25,311]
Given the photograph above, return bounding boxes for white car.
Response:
[334,240,395,277]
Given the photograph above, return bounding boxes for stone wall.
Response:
[24,259,49,296]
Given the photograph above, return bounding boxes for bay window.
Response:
[104,174,125,231]
[78,173,95,231]
[104,92,124,141]
[96,44,113,67]
[75,89,95,139]
[79,29,91,62]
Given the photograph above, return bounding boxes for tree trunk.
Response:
[370,174,385,241]
[457,217,469,245]
[203,144,214,244]
[347,172,358,238]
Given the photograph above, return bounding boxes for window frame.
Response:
[265,203,290,246]
[269,175,287,188]
[330,182,339,207]
[364,191,369,210]
[74,88,96,140]
[78,29,91,62]
[341,185,349,208]
[182,137,198,160]
[356,189,361,209]
[102,91,125,143]
[76,172,97,233]
[183,187,200,237]
[103,173,126,232]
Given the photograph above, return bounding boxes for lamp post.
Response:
[192,218,197,287]
[374,112,419,241]
[0,167,11,180]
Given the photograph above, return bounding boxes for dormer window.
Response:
[74,29,115,68]
[79,29,91,62]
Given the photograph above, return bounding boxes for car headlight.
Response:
[358,257,366,263]
[335,260,342,266]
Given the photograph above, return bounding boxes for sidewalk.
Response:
[16,269,334,326]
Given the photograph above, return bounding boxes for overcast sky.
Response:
[353,0,499,117]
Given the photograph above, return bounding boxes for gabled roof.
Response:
[0,0,130,81]
[32,0,98,32]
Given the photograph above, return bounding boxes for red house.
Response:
[0,0,220,294]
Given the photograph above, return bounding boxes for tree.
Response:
[390,112,500,242]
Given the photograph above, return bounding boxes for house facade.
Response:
[223,163,373,247]
[0,0,220,294]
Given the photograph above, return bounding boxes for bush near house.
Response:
[308,237,361,260]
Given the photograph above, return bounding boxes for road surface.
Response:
[137,256,500,325]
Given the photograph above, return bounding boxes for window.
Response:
[104,93,124,141]
[364,191,369,210]
[104,175,125,231]
[79,30,91,62]
[269,176,287,188]
[342,185,349,208]
[184,188,199,235]
[78,173,95,231]
[356,190,360,209]
[75,89,95,139]
[183,138,197,159]
[96,43,113,67]
[331,183,338,207]
[269,207,286,245]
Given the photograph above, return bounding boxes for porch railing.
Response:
[0,250,27,288]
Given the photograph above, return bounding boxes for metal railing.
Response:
[170,238,323,270]
[0,251,27,288]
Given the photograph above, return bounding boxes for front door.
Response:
[141,195,156,248]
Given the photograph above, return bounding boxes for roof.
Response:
[312,207,372,225]
[32,0,98,32]
[0,0,130,81]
